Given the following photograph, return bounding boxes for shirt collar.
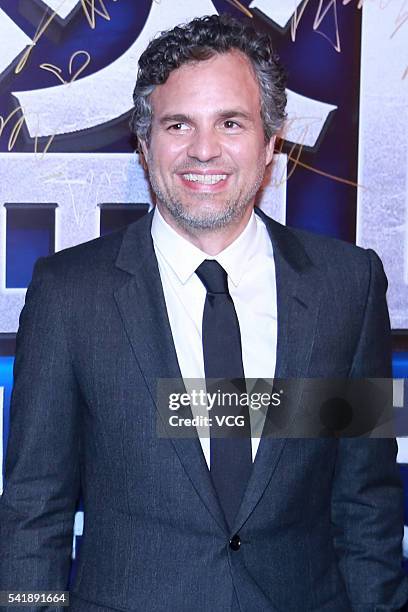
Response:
[151,206,258,286]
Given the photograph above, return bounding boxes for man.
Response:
[0,13,407,612]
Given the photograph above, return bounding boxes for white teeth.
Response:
[182,173,227,184]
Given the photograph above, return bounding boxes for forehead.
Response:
[150,50,261,116]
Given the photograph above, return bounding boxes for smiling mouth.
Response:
[181,173,228,185]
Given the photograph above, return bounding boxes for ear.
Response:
[139,138,149,160]
[265,135,276,166]
[137,139,149,171]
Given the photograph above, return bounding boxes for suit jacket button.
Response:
[229,534,241,551]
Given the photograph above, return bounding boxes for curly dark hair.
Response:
[130,14,287,145]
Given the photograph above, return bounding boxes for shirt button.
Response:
[229,534,241,551]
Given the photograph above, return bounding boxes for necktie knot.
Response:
[195,260,229,294]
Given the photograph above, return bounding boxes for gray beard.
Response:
[153,191,247,231]
[147,165,265,233]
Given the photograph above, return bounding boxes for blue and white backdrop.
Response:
[0,0,407,576]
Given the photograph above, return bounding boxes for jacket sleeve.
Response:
[330,249,408,611]
[0,256,81,603]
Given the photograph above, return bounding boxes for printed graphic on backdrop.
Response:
[356,1,408,330]
[0,0,407,573]
[0,1,341,333]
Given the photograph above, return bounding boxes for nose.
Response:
[187,126,222,162]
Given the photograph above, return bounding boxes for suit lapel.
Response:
[113,211,228,533]
[232,209,322,533]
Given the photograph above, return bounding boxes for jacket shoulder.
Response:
[259,209,380,275]
[37,227,126,276]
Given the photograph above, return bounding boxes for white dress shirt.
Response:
[151,206,278,468]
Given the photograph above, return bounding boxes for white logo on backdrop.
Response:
[0,0,336,145]
[249,0,304,29]
[39,0,81,20]
[356,2,408,329]
[0,1,338,333]
[0,8,32,76]
[0,152,288,332]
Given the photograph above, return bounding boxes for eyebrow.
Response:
[158,109,254,125]
[215,109,254,122]
[159,113,194,125]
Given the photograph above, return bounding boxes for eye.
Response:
[223,120,240,129]
[168,123,189,132]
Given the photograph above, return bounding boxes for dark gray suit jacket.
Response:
[0,208,407,611]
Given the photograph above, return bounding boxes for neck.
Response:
[156,204,254,256]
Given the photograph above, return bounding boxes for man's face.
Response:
[141,50,275,232]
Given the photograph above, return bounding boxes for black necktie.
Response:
[196,260,252,530]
